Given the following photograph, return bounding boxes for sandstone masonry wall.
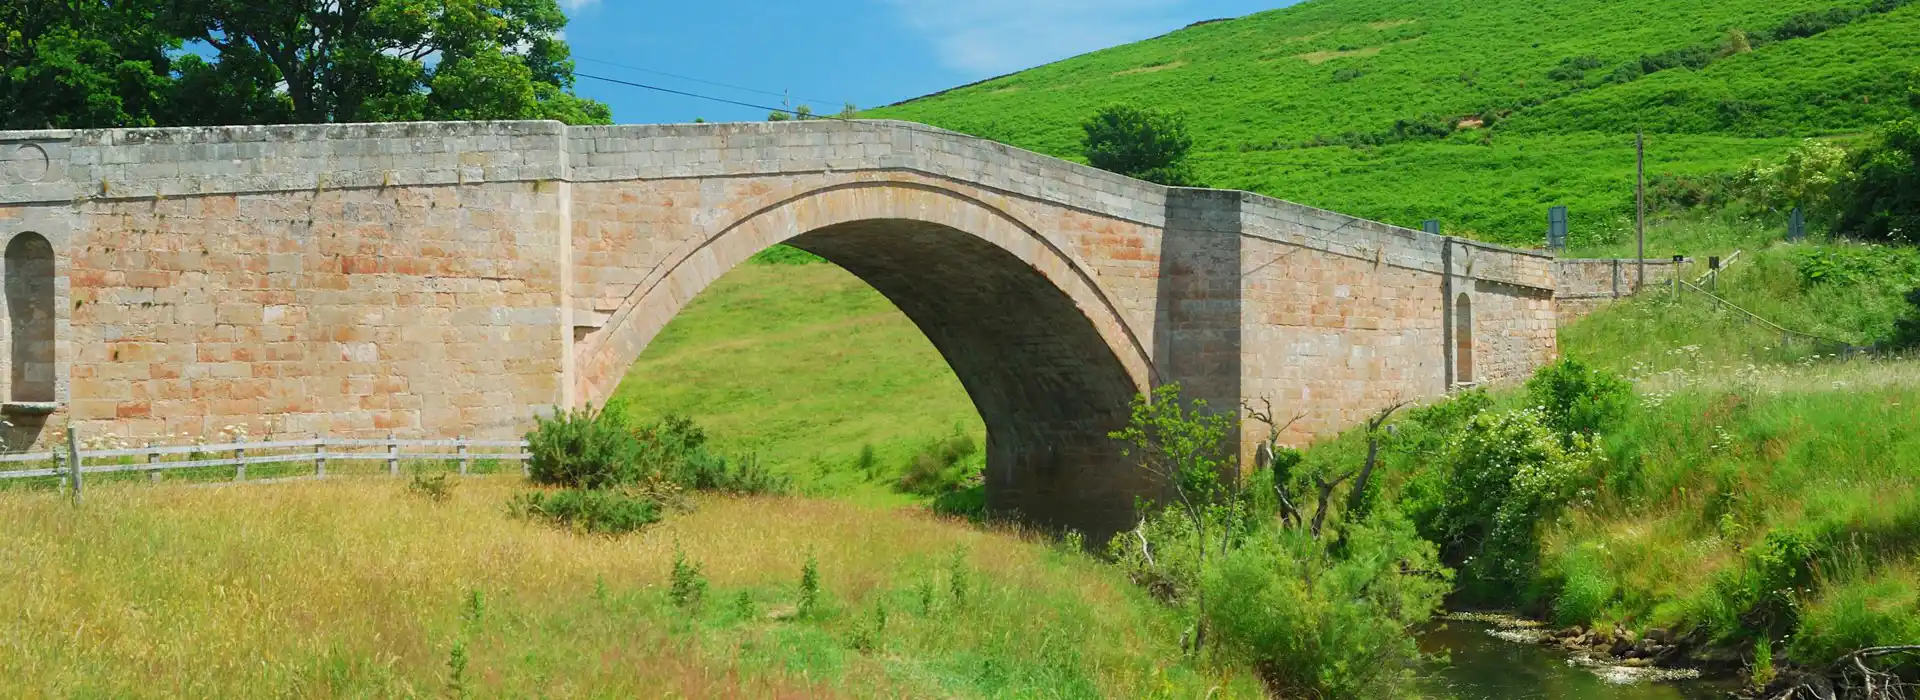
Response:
[1554,257,1693,323]
[0,119,1564,532]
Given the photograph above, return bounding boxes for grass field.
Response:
[609,262,983,501]
[862,0,1920,245]
[0,477,1255,698]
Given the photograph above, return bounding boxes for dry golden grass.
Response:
[1113,61,1188,76]
[0,477,1256,698]
[1289,46,1382,64]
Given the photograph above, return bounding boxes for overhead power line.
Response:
[572,71,977,145]
[575,58,843,108]
[575,72,845,120]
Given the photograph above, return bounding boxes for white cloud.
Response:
[882,0,1204,76]
[557,0,600,10]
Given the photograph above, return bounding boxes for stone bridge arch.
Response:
[571,179,1158,532]
[0,118,1566,538]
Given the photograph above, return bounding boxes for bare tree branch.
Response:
[1346,400,1411,518]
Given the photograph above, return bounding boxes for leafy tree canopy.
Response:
[1,0,610,130]
[1,0,179,129]
[1080,103,1198,187]
[1832,104,1920,245]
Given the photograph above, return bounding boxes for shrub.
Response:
[674,451,791,496]
[1409,408,1602,596]
[897,431,987,519]
[1644,171,1741,214]
[798,552,821,617]
[1547,55,1603,82]
[525,403,644,490]
[929,484,987,521]
[1203,511,1450,698]
[630,414,790,495]
[669,547,708,609]
[896,432,980,496]
[1524,357,1634,441]
[1080,103,1198,186]
[1831,115,1920,244]
[947,547,970,608]
[1108,501,1228,603]
[1731,138,1847,214]
[1793,245,1920,287]
[510,489,663,535]
[407,471,455,503]
[1721,28,1753,56]
[1389,388,1493,462]
[847,603,888,652]
[1892,287,1920,349]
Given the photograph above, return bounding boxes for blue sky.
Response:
[558,0,1293,124]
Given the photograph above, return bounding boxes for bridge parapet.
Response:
[0,118,1569,537]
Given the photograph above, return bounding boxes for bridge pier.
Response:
[0,119,1561,537]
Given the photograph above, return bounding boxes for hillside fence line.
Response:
[0,430,532,500]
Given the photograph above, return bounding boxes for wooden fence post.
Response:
[315,434,327,478]
[457,435,470,476]
[147,441,160,483]
[234,436,247,482]
[66,426,82,505]
[387,432,398,477]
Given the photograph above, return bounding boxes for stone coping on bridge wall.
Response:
[0,121,568,205]
[565,120,1555,291]
[2,119,1553,292]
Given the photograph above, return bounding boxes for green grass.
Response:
[0,478,1256,697]
[1560,236,1920,374]
[1286,231,1920,665]
[863,0,1920,245]
[1534,377,1920,661]
[609,261,983,502]
[1194,134,1797,248]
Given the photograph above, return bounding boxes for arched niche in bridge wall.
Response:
[4,232,56,405]
[573,181,1156,538]
[1454,292,1475,385]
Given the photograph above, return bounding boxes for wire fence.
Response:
[1674,278,1867,356]
[0,432,533,500]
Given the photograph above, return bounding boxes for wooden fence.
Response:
[0,432,532,500]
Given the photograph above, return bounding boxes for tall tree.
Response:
[1081,103,1199,187]
[0,0,178,129]
[158,0,609,125]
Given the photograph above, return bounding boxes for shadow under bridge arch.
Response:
[580,182,1157,538]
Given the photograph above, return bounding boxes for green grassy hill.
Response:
[865,0,1920,247]
[612,262,983,500]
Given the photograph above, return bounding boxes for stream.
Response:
[1418,619,1741,699]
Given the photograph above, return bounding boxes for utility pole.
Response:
[1636,131,1646,291]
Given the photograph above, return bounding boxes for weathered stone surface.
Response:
[1555,257,1691,323]
[0,119,1587,535]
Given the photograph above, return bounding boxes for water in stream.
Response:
[1418,620,1740,700]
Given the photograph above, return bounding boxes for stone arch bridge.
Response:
[0,120,1563,534]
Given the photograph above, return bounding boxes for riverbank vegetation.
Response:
[1288,233,1920,694]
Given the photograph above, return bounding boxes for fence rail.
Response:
[0,434,533,491]
[1675,278,1864,353]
